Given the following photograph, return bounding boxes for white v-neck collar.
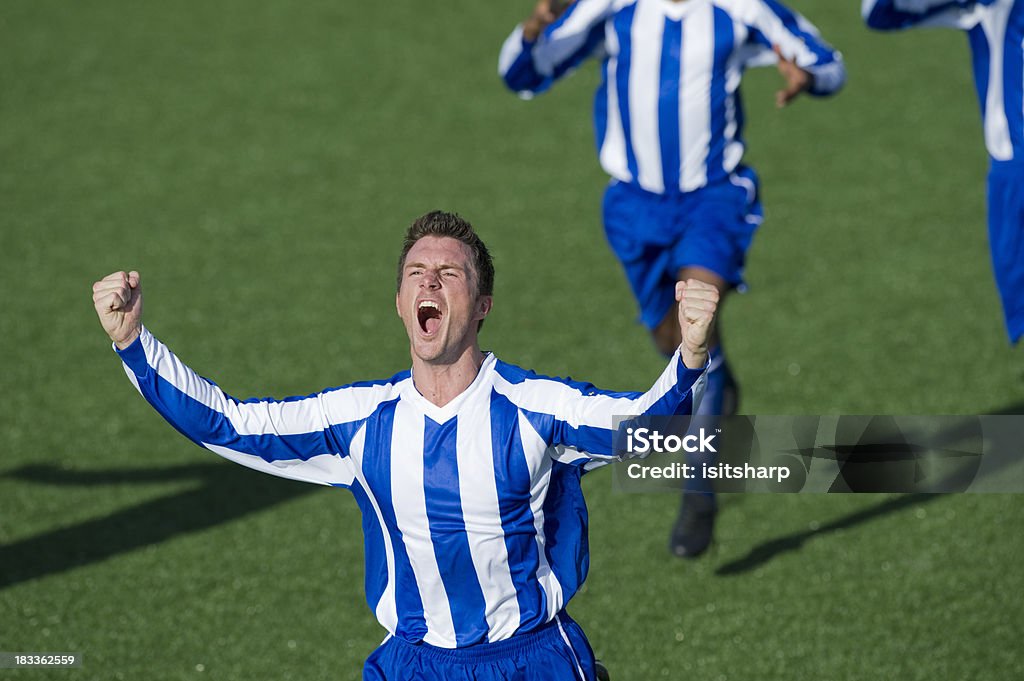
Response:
[661,0,701,21]
[402,353,497,423]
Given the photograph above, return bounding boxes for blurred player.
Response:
[92,211,716,680]
[498,0,846,558]
[863,0,1023,344]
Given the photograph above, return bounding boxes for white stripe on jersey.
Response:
[454,392,522,641]
[204,442,351,487]
[600,23,631,181]
[132,329,328,438]
[629,0,667,193]
[980,3,1015,160]
[681,2,715,192]
[390,399,458,648]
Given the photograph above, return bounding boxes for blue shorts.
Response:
[602,167,763,329]
[363,612,597,681]
[987,160,1024,344]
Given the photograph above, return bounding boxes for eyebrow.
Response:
[404,262,466,272]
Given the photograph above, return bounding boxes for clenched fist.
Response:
[92,271,143,349]
[676,279,719,369]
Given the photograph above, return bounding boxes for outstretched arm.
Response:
[495,281,718,467]
[498,0,612,95]
[862,0,992,31]
[92,271,361,488]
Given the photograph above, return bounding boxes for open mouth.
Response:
[417,300,443,335]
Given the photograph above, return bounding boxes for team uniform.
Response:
[499,0,844,327]
[114,327,707,680]
[499,0,844,505]
[863,0,1024,343]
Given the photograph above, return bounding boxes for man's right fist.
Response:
[92,271,143,349]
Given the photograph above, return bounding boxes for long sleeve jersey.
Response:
[863,0,1023,162]
[115,327,707,648]
[499,0,846,193]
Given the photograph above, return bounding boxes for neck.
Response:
[411,344,487,408]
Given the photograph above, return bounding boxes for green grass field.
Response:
[2,1,1022,679]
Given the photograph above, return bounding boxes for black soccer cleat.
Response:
[669,492,716,559]
[595,659,611,681]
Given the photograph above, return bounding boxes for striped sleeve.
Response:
[498,0,613,96]
[738,0,847,96]
[115,326,363,488]
[494,350,708,467]
[861,0,989,30]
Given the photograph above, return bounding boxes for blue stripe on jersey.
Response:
[1004,1,1024,154]
[503,11,603,94]
[361,399,428,642]
[645,362,697,417]
[614,1,640,182]
[515,408,610,464]
[349,482,390,620]
[762,0,835,63]
[706,6,735,181]
[489,390,547,634]
[659,18,683,192]
[503,36,551,93]
[968,24,992,121]
[541,461,589,602]
[864,1,967,30]
[747,25,771,49]
[133,369,332,461]
[422,416,490,646]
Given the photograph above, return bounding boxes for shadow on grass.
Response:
[0,462,319,591]
[715,492,944,576]
[714,400,1024,576]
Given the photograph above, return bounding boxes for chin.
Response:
[410,337,447,363]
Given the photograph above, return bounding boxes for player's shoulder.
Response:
[491,358,590,391]
[491,358,641,400]
[319,370,411,412]
[323,369,410,393]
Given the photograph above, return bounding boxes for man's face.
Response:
[396,236,492,364]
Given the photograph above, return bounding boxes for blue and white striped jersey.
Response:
[116,327,707,648]
[863,0,1023,162]
[499,0,846,194]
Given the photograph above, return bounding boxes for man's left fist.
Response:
[676,279,719,369]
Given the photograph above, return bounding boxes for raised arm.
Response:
[92,271,361,488]
[495,280,717,467]
[498,0,613,96]
[861,0,992,31]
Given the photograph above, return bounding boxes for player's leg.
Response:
[987,162,1024,344]
[601,181,682,333]
[665,168,761,559]
[658,267,734,558]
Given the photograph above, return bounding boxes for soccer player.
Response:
[498,0,846,557]
[862,0,1023,344]
[91,211,717,681]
